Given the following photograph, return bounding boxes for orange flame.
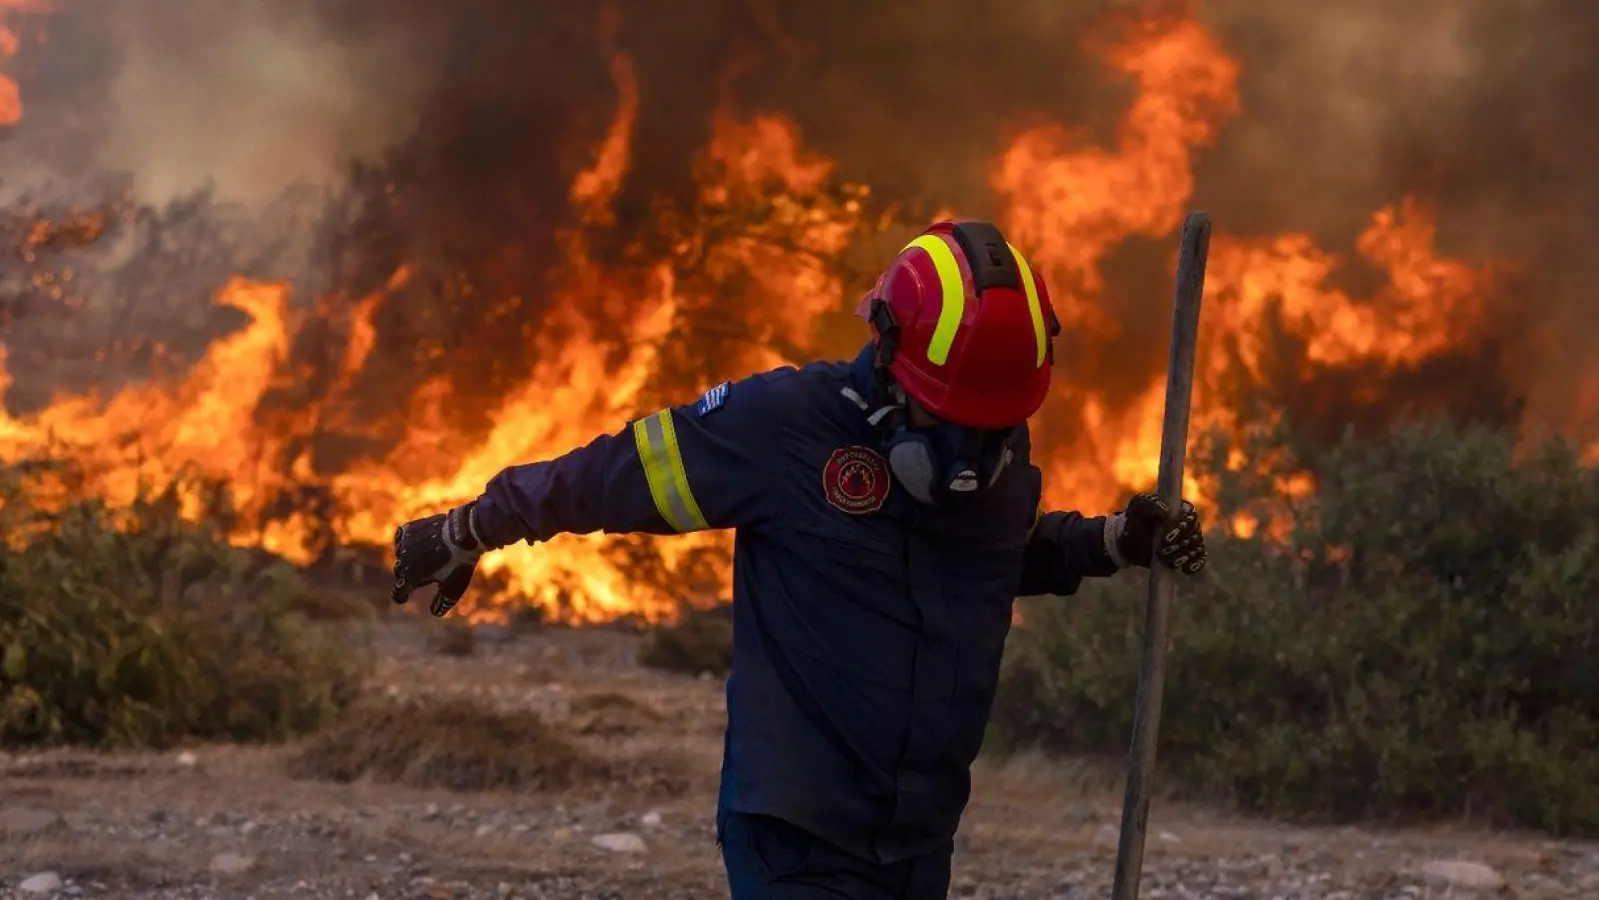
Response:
[0,0,46,127]
[0,6,1529,621]
[994,13,1240,508]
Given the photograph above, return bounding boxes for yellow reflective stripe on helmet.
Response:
[904,233,966,366]
[631,410,710,532]
[1008,242,1048,368]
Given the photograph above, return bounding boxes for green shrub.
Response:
[991,418,1599,836]
[0,460,370,749]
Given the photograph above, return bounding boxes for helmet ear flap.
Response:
[868,297,901,367]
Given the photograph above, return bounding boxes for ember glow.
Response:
[0,3,1590,621]
[0,0,46,126]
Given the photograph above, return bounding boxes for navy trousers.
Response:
[719,811,953,899]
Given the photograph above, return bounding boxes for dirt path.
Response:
[3,620,1596,899]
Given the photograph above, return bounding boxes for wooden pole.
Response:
[1109,211,1211,900]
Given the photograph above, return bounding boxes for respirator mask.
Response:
[883,407,1019,506]
[855,218,1051,506]
[856,379,1019,506]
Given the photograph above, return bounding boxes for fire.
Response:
[0,5,1538,622]
[994,13,1240,508]
[993,11,1499,521]
[0,0,45,127]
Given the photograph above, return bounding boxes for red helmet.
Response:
[856,220,1061,429]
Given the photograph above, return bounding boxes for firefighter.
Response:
[391,219,1208,900]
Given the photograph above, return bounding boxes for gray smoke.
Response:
[1195,0,1599,440]
[1,0,439,203]
[3,0,1596,440]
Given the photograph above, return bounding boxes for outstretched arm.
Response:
[474,373,784,546]
[391,371,788,615]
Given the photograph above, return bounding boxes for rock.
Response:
[1158,830,1182,844]
[176,751,199,767]
[209,852,258,876]
[1419,860,1506,890]
[591,832,647,853]
[0,807,62,835]
[474,823,495,837]
[18,872,64,894]
[640,810,663,828]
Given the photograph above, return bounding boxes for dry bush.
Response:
[427,616,477,657]
[638,603,732,677]
[287,700,609,793]
[568,691,664,737]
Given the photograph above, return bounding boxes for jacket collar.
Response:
[842,342,900,431]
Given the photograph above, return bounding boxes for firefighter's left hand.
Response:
[1110,492,1207,574]
[391,501,485,617]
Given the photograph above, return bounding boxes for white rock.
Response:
[18,872,64,894]
[640,810,663,828]
[1419,860,1505,890]
[208,852,257,876]
[175,751,198,767]
[1158,830,1182,844]
[591,831,647,853]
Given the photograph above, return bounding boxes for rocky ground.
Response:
[3,619,1596,899]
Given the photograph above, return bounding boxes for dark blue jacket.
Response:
[473,346,1119,864]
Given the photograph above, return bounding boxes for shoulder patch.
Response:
[696,381,731,416]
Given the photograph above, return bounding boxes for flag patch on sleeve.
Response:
[696,381,731,416]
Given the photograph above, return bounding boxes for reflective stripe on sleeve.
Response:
[632,409,710,532]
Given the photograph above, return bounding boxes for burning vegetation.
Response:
[2,0,1597,624]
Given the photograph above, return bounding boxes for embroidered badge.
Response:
[696,381,730,416]
[823,446,891,514]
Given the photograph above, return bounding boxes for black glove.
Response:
[1107,491,1207,575]
[391,501,486,617]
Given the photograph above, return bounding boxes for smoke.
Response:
[1197,0,1598,237]
[1,0,440,204]
[4,0,1598,439]
[1194,0,1599,439]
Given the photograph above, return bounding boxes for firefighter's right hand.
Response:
[391,501,485,618]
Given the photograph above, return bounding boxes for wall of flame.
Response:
[1,2,1594,624]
